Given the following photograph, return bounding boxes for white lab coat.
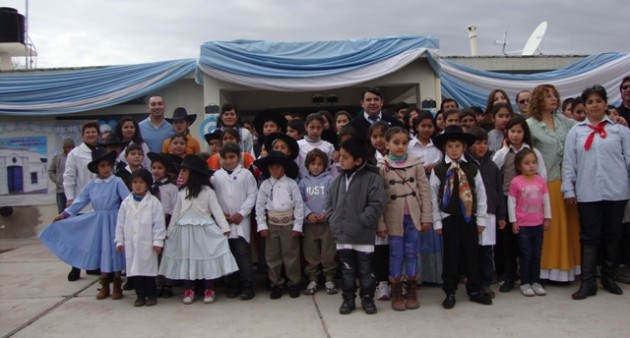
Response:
[210,165,258,243]
[63,143,96,212]
[115,193,166,277]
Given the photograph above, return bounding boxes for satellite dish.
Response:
[522,21,547,56]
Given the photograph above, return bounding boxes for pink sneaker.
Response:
[203,288,216,304]
[182,289,195,304]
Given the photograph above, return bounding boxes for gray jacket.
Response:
[48,152,67,193]
[326,162,386,245]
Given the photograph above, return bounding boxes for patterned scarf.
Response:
[442,161,474,223]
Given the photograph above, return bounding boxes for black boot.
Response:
[601,241,623,295]
[67,267,80,282]
[572,245,598,300]
[339,297,356,315]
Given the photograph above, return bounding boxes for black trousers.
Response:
[442,215,482,294]
[227,237,254,289]
[478,245,493,287]
[577,200,627,246]
[494,196,519,280]
[133,276,157,298]
[373,244,389,282]
[338,249,375,300]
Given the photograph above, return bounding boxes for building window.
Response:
[31,172,38,184]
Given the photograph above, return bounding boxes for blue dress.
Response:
[39,175,130,273]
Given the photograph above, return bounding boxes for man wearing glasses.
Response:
[515,90,531,117]
[617,76,630,125]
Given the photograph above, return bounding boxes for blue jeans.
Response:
[388,215,419,278]
[56,192,67,214]
[517,225,543,285]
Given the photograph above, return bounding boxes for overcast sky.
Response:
[4,0,628,68]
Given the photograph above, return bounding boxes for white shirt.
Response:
[211,165,258,243]
[429,156,488,230]
[155,178,178,216]
[256,175,304,232]
[297,138,335,178]
[408,137,442,167]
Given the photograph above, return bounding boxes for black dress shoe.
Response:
[499,279,514,293]
[67,267,80,282]
[469,291,493,305]
[226,286,240,298]
[288,285,300,298]
[442,294,456,309]
[240,288,255,300]
[270,287,283,299]
[361,296,377,315]
[133,297,146,307]
[339,299,356,314]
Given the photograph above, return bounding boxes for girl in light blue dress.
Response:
[40,148,129,300]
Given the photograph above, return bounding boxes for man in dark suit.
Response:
[616,76,630,125]
[348,87,404,138]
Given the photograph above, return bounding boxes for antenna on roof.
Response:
[494,21,547,56]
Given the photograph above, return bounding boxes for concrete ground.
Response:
[1,237,629,338]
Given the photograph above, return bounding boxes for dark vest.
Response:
[433,160,477,216]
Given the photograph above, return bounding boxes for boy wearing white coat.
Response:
[210,143,258,300]
[115,169,166,307]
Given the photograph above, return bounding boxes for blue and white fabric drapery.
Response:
[438,52,630,108]
[196,36,439,91]
[0,59,196,116]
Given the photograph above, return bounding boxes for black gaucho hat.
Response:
[166,107,197,125]
[203,129,223,145]
[175,155,211,176]
[433,125,475,149]
[263,132,299,160]
[253,110,287,136]
[147,152,177,173]
[254,151,298,179]
[87,148,118,174]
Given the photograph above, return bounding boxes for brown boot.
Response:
[111,272,123,300]
[406,276,420,309]
[96,274,111,300]
[389,276,406,311]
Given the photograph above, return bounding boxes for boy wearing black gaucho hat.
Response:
[429,125,492,309]
[254,151,304,300]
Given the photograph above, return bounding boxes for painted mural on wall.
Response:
[0,122,82,206]
[0,136,48,195]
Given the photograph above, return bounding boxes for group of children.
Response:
[39,105,554,314]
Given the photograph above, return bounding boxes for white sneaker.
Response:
[325,281,338,295]
[375,281,390,301]
[520,284,535,297]
[203,289,215,304]
[531,283,546,296]
[182,289,195,304]
[303,281,319,295]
